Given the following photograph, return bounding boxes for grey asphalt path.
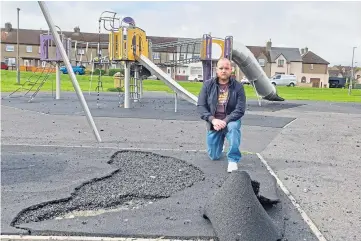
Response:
[258,101,361,241]
[0,95,291,154]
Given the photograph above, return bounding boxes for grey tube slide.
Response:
[232,42,285,101]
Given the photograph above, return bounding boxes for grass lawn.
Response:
[1,70,361,102]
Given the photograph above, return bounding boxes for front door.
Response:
[310,78,320,88]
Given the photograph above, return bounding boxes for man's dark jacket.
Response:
[197,77,246,130]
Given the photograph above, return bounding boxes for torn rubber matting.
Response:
[1,145,317,240]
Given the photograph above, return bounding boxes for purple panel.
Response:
[40,34,64,62]
[202,60,212,82]
[205,34,212,60]
[224,36,233,59]
[122,17,136,26]
[40,34,50,60]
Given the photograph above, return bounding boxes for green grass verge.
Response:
[1,70,361,102]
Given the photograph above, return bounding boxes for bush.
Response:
[92,69,106,76]
[107,87,123,92]
[109,68,124,76]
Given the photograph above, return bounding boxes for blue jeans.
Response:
[206,120,242,163]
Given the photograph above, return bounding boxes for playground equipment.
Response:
[38,1,102,142]
[106,15,284,108]
[107,17,236,109]
[6,66,54,102]
[231,43,284,101]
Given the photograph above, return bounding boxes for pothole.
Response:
[11,150,205,227]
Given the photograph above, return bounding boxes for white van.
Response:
[270,74,297,87]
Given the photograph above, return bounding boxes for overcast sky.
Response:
[1,1,360,66]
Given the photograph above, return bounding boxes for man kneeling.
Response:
[197,58,246,173]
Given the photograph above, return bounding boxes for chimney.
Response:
[266,38,272,51]
[5,22,12,32]
[301,48,304,55]
[305,47,308,53]
[73,26,80,33]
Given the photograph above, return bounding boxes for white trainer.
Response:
[227,162,238,173]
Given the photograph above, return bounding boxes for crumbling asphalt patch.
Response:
[203,170,282,241]
[11,150,205,227]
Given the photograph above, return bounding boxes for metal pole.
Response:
[38,1,102,142]
[134,65,139,102]
[174,92,178,112]
[16,8,20,84]
[349,47,356,95]
[139,76,143,100]
[55,62,61,99]
[124,61,130,108]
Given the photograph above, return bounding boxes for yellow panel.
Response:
[125,27,148,61]
[212,39,225,60]
[200,37,225,60]
[118,28,122,60]
[108,32,113,60]
[108,31,123,61]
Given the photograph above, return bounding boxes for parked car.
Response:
[1,61,8,70]
[59,65,85,75]
[270,74,297,87]
[329,77,346,88]
[240,76,250,85]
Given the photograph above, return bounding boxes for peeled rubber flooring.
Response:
[1,145,318,240]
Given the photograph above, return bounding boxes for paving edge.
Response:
[0,235,213,241]
[256,153,328,241]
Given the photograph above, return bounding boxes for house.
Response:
[329,65,361,84]
[300,48,330,88]
[268,42,303,79]
[355,68,361,84]
[236,40,330,88]
[1,23,201,80]
[1,22,331,86]
[1,23,109,69]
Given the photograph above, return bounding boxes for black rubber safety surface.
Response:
[1,92,297,128]
[1,145,318,240]
[203,171,282,241]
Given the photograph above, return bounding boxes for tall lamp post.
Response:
[16,7,20,84]
[349,46,357,95]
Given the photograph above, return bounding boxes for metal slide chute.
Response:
[137,54,198,105]
[231,42,285,101]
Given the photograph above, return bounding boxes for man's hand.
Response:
[211,119,226,131]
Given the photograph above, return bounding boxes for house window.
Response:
[179,54,184,60]
[26,46,33,53]
[311,64,314,70]
[77,49,85,55]
[258,58,265,67]
[153,52,160,60]
[277,59,284,67]
[191,67,202,75]
[7,57,16,66]
[301,76,306,83]
[5,45,14,52]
